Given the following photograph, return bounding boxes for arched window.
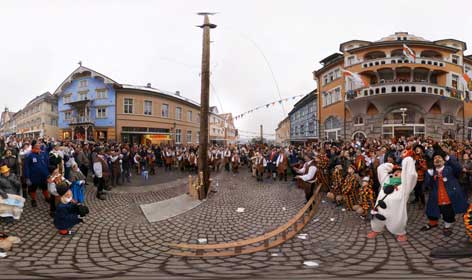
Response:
[354,116,364,125]
[364,51,386,60]
[444,115,454,125]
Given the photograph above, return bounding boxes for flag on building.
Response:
[403,44,416,63]
[463,70,472,86]
[342,69,365,89]
[460,70,472,92]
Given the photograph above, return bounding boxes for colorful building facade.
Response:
[288,89,318,143]
[314,32,472,141]
[55,66,117,142]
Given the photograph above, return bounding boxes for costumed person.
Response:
[254,152,267,182]
[266,148,278,180]
[316,150,330,192]
[231,151,240,174]
[358,176,375,219]
[293,155,313,188]
[465,204,472,243]
[24,143,50,207]
[134,153,142,174]
[367,148,417,242]
[328,164,344,205]
[295,157,317,202]
[1,149,18,176]
[93,148,110,200]
[47,167,71,217]
[223,148,231,172]
[69,163,86,204]
[421,145,469,236]
[276,149,288,181]
[342,164,359,211]
[0,165,25,221]
[412,144,427,208]
[48,143,64,175]
[53,183,89,236]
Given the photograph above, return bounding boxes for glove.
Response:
[80,180,85,185]
[26,179,32,186]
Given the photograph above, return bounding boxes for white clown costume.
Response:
[371,156,417,236]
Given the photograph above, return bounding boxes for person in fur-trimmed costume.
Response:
[367,148,417,242]
[342,164,359,210]
[328,164,344,204]
[358,176,375,218]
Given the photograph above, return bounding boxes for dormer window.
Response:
[452,55,459,65]
[79,80,88,88]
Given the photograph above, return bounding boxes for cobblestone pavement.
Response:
[1,167,472,279]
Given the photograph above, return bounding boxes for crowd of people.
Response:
[1,134,472,257]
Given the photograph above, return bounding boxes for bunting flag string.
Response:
[232,94,305,121]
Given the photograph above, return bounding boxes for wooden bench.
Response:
[165,185,322,257]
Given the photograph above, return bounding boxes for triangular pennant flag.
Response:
[278,100,282,104]
[266,104,270,108]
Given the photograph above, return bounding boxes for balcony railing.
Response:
[68,116,93,125]
[359,56,446,69]
[345,82,465,102]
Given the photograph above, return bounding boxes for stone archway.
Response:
[352,131,367,141]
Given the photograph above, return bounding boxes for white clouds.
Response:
[0,0,471,135]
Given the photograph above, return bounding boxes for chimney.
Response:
[175,91,181,96]
[146,83,152,88]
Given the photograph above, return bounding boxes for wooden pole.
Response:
[260,124,263,144]
[198,14,216,198]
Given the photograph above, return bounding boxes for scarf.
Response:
[383,177,401,191]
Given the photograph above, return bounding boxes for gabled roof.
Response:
[289,89,317,115]
[319,53,343,65]
[53,65,119,95]
[25,92,56,107]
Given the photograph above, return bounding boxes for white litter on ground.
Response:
[297,234,308,240]
[330,218,335,222]
[304,261,319,267]
[312,218,320,223]
[282,207,286,211]
[341,208,346,212]
[271,253,279,257]
[197,238,207,244]
[236,207,245,213]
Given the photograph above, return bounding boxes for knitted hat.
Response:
[56,183,70,197]
[0,165,10,174]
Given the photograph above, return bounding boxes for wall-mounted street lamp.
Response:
[400,107,408,125]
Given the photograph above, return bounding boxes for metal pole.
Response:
[198,14,216,198]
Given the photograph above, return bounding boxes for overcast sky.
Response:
[1,0,471,139]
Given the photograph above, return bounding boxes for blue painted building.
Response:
[55,66,119,141]
[288,90,318,143]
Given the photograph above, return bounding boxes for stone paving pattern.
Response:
[1,166,472,279]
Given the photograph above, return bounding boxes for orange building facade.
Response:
[314,32,472,141]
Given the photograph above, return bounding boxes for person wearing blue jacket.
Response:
[53,184,82,235]
[23,143,50,207]
[421,145,469,237]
